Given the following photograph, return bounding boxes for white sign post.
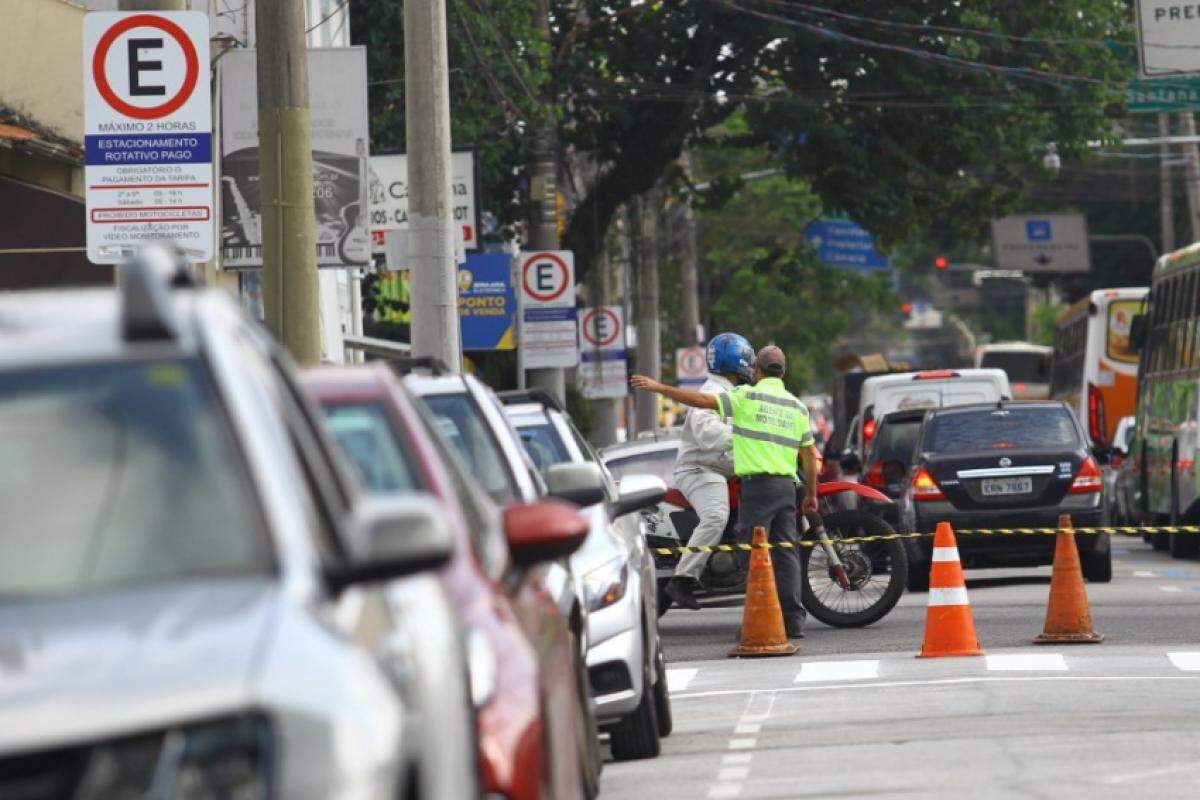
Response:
[991,213,1091,273]
[369,152,479,254]
[676,346,707,388]
[518,250,577,369]
[579,306,627,399]
[83,12,213,264]
[1136,1,1200,77]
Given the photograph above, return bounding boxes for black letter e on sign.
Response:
[128,38,165,97]
[536,262,554,293]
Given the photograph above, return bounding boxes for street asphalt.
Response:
[601,536,1200,799]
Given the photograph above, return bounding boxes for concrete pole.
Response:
[524,0,566,401]
[255,0,321,364]
[1161,113,1176,254]
[1179,113,1200,243]
[405,0,461,371]
[677,151,701,347]
[633,190,662,436]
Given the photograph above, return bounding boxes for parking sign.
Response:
[83,12,213,264]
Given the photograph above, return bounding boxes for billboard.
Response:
[219,47,370,269]
[369,152,480,253]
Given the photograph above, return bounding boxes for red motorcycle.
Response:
[648,480,907,628]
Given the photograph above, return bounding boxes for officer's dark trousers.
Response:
[738,475,805,630]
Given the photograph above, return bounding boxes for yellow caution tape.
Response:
[651,526,1200,555]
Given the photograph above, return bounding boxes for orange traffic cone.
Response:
[917,522,984,658]
[729,526,800,658]
[1034,515,1104,645]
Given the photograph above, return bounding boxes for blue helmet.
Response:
[706,332,756,384]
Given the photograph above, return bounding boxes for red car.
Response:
[302,364,597,800]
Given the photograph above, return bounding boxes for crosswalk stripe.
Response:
[1160,585,1183,593]
[1167,652,1200,671]
[667,667,698,692]
[986,654,1067,671]
[795,660,880,683]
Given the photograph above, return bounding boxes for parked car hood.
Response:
[0,577,279,754]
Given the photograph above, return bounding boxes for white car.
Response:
[502,390,671,761]
[0,251,470,799]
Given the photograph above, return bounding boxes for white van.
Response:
[849,369,1012,460]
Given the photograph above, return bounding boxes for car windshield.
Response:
[0,359,270,598]
[926,406,1080,454]
[422,392,518,505]
[979,351,1050,383]
[604,446,678,484]
[517,422,570,473]
[869,417,923,465]
[322,402,421,494]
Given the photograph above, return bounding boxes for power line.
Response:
[306,0,349,35]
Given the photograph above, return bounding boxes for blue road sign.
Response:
[1025,220,1052,242]
[803,219,889,270]
[458,253,515,351]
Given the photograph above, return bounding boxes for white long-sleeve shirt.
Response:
[673,374,735,477]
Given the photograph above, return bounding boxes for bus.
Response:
[1049,288,1146,450]
[975,342,1053,400]
[1133,244,1200,545]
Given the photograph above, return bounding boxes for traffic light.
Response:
[934,256,949,270]
[900,302,913,314]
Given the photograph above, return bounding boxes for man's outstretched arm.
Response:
[630,375,720,410]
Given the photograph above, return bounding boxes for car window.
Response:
[322,402,422,494]
[0,359,271,597]
[422,392,519,505]
[604,447,678,484]
[869,417,923,465]
[517,422,571,472]
[925,407,1081,454]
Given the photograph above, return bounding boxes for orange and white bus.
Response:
[1049,288,1146,448]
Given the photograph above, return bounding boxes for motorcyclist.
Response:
[663,333,756,611]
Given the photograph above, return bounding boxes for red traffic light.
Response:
[934,256,949,270]
[900,302,913,314]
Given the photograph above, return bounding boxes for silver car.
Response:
[501,391,672,761]
[0,253,473,799]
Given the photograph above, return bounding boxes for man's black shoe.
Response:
[786,621,806,640]
[665,577,702,611]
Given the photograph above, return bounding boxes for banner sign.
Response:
[519,250,577,369]
[458,253,514,351]
[369,152,479,253]
[579,306,628,399]
[220,47,371,269]
[84,12,213,264]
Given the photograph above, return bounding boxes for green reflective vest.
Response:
[377,269,412,324]
[717,377,814,477]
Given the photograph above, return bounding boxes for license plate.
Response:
[981,476,1033,496]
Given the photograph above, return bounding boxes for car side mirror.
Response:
[1130,314,1147,351]
[611,474,667,519]
[504,499,589,567]
[330,494,453,591]
[544,462,607,507]
[840,452,863,474]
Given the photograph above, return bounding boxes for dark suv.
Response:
[898,401,1109,589]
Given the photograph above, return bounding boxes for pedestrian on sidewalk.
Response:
[631,345,817,639]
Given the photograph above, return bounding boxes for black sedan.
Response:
[896,401,1110,590]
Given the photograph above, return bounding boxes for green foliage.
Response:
[1030,301,1063,346]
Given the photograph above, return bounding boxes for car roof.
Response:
[864,368,1008,389]
[503,402,551,422]
[925,400,1068,418]
[301,362,395,401]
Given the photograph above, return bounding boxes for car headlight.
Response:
[583,557,630,611]
[466,627,497,710]
[76,713,272,800]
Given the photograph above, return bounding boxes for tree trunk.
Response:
[633,190,661,436]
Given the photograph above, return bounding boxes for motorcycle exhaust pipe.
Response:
[804,511,852,590]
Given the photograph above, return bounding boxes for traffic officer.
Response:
[664,332,757,612]
[631,345,817,639]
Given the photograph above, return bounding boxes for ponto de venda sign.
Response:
[84,12,213,264]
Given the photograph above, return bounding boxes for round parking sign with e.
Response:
[581,307,621,347]
[522,252,571,302]
[93,14,199,120]
[678,346,706,377]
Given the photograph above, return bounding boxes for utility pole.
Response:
[632,190,662,435]
[1179,113,1200,242]
[255,0,321,364]
[405,0,461,370]
[524,0,566,401]
[677,152,701,347]
[1161,113,1176,254]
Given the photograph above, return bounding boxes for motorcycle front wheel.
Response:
[801,509,907,628]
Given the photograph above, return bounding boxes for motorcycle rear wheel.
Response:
[801,510,907,628]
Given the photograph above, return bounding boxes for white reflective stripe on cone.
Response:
[928,587,970,607]
[931,547,960,563]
